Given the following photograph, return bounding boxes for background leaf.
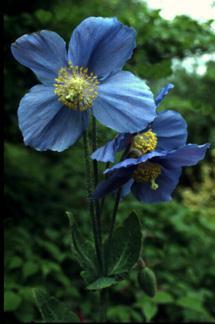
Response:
[33,288,79,322]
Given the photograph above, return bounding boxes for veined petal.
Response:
[152,110,188,151]
[120,179,134,199]
[104,151,166,175]
[18,85,89,151]
[131,165,181,203]
[11,30,67,85]
[93,71,156,133]
[68,17,136,79]
[92,168,134,199]
[91,134,131,162]
[155,83,174,107]
[160,144,210,168]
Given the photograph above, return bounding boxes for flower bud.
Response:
[138,267,157,297]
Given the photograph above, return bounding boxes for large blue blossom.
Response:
[91,84,180,162]
[93,144,210,203]
[11,17,156,151]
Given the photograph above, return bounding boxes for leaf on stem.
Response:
[32,288,79,322]
[105,211,142,276]
[86,277,118,290]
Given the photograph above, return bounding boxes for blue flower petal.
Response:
[18,85,89,151]
[120,179,134,199]
[104,151,166,174]
[11,30,67,85]
[68,17,136,79]
[155,83,174,107]
[92,168,134,199]
[160,144,210,168]
[92,71,156,133]
[152,110,187,151]
[131,165,182,203]
[91,134,131,162]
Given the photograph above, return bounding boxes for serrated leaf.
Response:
[86,277,118,290]
[70,219,98,284]
[4,291,22,311]
[32,288,79,322]
[106,212,142,276]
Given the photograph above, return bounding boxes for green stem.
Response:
[99,289,109,322]
[92,117,102,248]
[83,131,102,273]
[105,187,122,274]
[100,162,110,214]
[91,118,107,322]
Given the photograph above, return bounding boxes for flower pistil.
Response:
[130,130,157,157]
[54,61,99,111]
[133,162,161,190]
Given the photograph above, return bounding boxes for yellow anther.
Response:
[54,62,99,111]
[133,162,161,190]
[130,130,157,156]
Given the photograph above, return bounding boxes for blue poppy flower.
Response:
[11,17,156,152]
[91,84,180,162]
[92,143,210,203]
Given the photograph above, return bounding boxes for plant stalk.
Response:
[83,130,102,273]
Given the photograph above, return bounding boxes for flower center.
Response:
[130,130,157,157]
[54,62,99,111]
[133,162,161,190]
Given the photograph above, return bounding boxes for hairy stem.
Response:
[105,188,122,275]
[92,117,102,252]
[83,131,102,273]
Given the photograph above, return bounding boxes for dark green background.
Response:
[4,0,215,322]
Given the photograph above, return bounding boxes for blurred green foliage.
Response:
[4,0,215,322]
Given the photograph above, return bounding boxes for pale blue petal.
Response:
[18,85,89,151]
[68,17,136,79]
[152,110,187,151]
[11,30,67,85]
[155,83,174,107]
[120,179,134,199]
[93,71,156,133]
[104,151,166,175]
[91,134,131,162]
[160,144,210,168]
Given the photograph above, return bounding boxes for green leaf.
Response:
[8,256,22,270]
[23,261,39,279]
[106,212,142,276]
[143,300,157,321]
[139,60,172,80]
[138,267,157,297]
[176,296,207,314]
[153,291,174,304]
[32,288,79,322]
[69,215,98,284]
[86,277,118,290]
[4,291,22,311]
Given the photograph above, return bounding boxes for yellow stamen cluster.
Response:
[130,130,157,156]
[54,61,99,111]
[133,162,161,190]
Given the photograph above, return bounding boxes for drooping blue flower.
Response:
[92,143,210,203]
[91,84,180,162]
[11,17,156,152]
